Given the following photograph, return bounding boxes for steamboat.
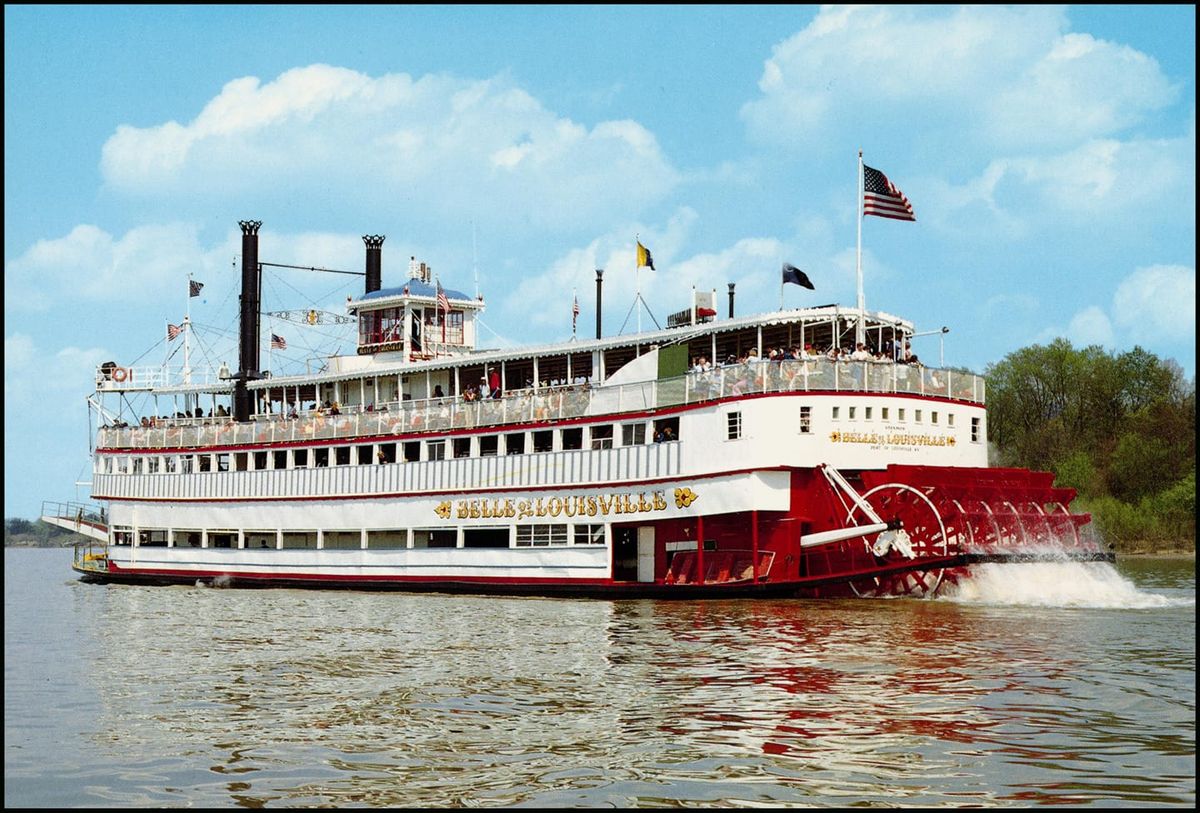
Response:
[48,220,1110,598]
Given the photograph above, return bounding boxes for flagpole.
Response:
[635,235,641,335]
[184,275,192,387]
[856,150,865,347]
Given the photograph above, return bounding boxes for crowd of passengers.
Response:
[104,339,924,430]
[690,337,921,372]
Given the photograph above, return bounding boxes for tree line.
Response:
[985,339,1195,552]
[4,518,88,547]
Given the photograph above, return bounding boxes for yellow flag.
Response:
[636,240,655,270]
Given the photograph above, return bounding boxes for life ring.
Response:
[112,367,129,382]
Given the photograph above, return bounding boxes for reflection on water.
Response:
[5,550,1195,807]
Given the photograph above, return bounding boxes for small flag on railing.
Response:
[271,333,287,350]
[167,323,183,341]
[189,279,204,297]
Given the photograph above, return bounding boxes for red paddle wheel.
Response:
[807,464,1104,598]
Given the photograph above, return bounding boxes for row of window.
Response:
[725,406,975,441]
[99,418,681,474]
[114,524,607,550]
[830,405,955,426]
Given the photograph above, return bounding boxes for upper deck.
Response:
[96,355,982,451]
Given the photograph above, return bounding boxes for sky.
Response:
[4,4,1196,519]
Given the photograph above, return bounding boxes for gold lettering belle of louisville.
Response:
[829,430,956,446]
[435,490,673,520]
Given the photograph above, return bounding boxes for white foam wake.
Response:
[940,561,1193,609]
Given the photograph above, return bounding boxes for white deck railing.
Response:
[96,359,984,451]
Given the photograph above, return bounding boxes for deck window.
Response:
[591,425,613,450]
[561,427,583,450]
[426,440,445,461]
[898,408,906,422]
[137,530,168,548]
[413,529,457,549]
[217,453,230,472]
[273,450,288,470]
[281,531,318,549]
[915,410,923,423]
[176,530,202,548]
[254,451,268,471]
[534,429,556,452]
[948,414,955,427]
[323,530,361,550]
[971,417,982,443]
[865,407,873,420]
[463,527,510,548]
[848,406,856,420]
[799,406,812,434]
[245,531,277,550]
[882,407,890,421]
[506,432,526,455]
[832,406,840,421]
[378,443,397,464]
[132,457,143,474]
[366,529,408,549]
[479,436,499,456]
[573,524,605,546]
[209,530,238,549]
[653,418,680,442]
[622,423,646,446]
[453,437,471,458]
[313,448,329,467]
[516,524,568,547]
[404,441,421,462]
[357,445,374,464]
[726,411,742,440]
[293,449,308,468]
[335,446,351,465]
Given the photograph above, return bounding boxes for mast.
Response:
[856,150,865,347]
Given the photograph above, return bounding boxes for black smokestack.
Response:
[363,234,385,294]
[595,268,604,340]
[728,283,735,319]
[234,220,262,422]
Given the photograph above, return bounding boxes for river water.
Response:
[4,548,1194,807]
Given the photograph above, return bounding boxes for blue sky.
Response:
[4,5,1195,519]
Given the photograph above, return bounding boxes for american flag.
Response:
[436,280,450,313]
[270,333,287,350]
[863,165,916,221]
[189,279,204,297]
[572,295,580,331]
[167,323,183,341]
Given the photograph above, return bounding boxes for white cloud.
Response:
[1034,266,1195,358]
[1112,264,1195,343]
[4,223,215,309]
[741,6,1175,151]
[4,333,111,419]
[1066,306,1114,347]
[100,65,680,230]
[928,131,1194,229]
